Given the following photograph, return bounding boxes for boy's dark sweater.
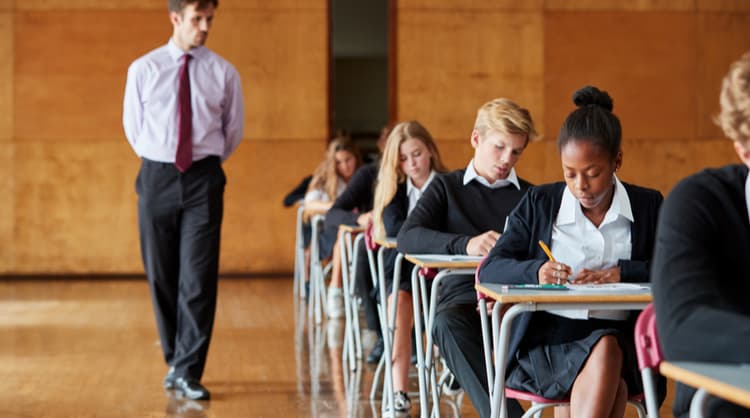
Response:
[397,169,531,307]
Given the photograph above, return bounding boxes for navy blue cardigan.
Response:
[479,181,663,368]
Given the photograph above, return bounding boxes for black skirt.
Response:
[506,311,641,400]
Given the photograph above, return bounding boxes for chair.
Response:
[634,303,663,418]
[307,214,330,325]
[362,225,394,412]
[339,226,365,373]
[476,262,647,418]
[293,205,307,299]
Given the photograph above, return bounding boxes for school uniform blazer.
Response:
[479,181,664,368]
[652,164,750,418]
[383,182,408,237]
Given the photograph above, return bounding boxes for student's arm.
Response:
[325,164,376,228]
[382,186,407,237]
[479,190,545,285]
[617,189,664,283]
[652,177,750,363]
[397,177,471,255]
[283,175,312,207]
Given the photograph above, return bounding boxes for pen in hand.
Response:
[538,240,570,284]
[538,240,556,262]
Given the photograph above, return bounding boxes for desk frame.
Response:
[476,283,651,418]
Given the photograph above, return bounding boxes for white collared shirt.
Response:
[407,170,436,213]
[463,160,521,190]
[549,176,633,320]
[745,172,750,224]
[304,176,347,204]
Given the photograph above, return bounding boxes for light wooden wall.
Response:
[396,0,750,193]
[1,0,328,274]
[3,0,750,274]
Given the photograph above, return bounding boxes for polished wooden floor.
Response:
[0,277,674,417]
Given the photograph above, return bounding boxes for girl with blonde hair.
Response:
[372,120,446,414]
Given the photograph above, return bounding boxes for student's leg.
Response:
[329,232,342,288]
[326,232,344,318]
[432,304,524,418]
[354,239,381,334]
[389,289,413,393]
[569,335,626,418]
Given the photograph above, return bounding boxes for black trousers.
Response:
[433,303,524,418]
[352,238,381,335]
[136,157,225,381]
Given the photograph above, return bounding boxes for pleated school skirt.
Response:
[506,311,641,400]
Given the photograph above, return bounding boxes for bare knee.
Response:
[591,335,623,365]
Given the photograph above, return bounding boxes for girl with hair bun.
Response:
[480,86,665,417]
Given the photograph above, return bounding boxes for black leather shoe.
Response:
[163,366,176,389]
[174,377,210,401]
[366,336,384,364]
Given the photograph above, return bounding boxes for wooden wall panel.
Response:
[695,12,750,139]
[697,0,750,11]
[0,12,11,140]
[544,11,696,142]
[12,142,141,273]
[0,1,11,11]
[221,141,323,274]
[0,144,13,272]
[544,0,694,11]
[14,11,167,142]
[211,9,328,141]
[399,0,542,10]
[397,9,543,141]
[620,139,740,193]
[14,0,325,10]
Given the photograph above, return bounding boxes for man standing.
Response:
[123,0,243,401]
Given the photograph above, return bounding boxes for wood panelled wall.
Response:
[397,0,750,193]
[2,0,750,274]
[1,1,327,274]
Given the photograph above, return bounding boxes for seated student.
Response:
[301,137,360,291]
[652,52,750,418]
[480,86,665,418]
[371,120,447,413]
[397,98,537,418]
[322,127,389,361]
[303,136,360,217]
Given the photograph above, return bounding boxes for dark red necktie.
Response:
[175,54,193,173]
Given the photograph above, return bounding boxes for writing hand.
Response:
[575,266,621,284]
[537,260,573,285]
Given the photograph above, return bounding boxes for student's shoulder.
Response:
[526,182,565,198]
[517,176,534,191]
[431,169,466,189]
[622,181,663,203]
[353,162,379,181]
[668,164,747,206]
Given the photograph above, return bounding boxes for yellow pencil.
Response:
[538,240,556,262]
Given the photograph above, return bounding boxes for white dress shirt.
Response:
[304,177,347,204]
[123,39,244,163]
[463,160,521,190]
[745,172,750,224]
[406,170,436,213]
[549,176,633,320]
